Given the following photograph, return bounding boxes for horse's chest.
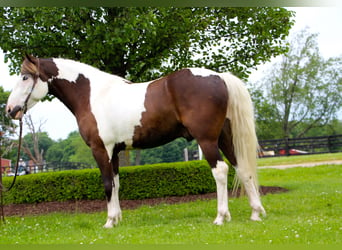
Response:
[89,82,150,152]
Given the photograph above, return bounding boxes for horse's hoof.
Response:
[103,215,121,228]
[250,206,266,221]
[103,221,114,228]
[213,212,231,225]
[250,214,262,221]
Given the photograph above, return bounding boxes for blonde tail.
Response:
[219,73,259,193]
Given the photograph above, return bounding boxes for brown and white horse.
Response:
[6,55,265,228]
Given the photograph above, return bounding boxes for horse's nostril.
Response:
[7,105,23,119]
[6,105,12,114]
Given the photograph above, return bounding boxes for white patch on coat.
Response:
[188,68,218,77]
[52,58,150,160]
[53,59,84,83]
[90,80,150,159]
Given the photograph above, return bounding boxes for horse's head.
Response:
[6,55,49,119]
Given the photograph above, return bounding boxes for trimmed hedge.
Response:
[2,160,235,205]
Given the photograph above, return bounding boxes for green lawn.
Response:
[1,163,341,244]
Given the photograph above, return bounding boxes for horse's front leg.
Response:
[92,146,122,228]
[104,173,122,228]
[103,153,122,228]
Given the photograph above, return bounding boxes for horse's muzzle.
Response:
[6,105,23,119]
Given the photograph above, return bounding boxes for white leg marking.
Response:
[103,174,122,228]
[212,161,231,225]
[236,167,266,221]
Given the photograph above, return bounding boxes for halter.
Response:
[22,59,40,115]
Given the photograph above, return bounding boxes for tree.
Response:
[249,87,282,139]
[45,131,96,166]
[45,139,70,163]
[293,119,342,137]
[0,87,12,134]
[0,7,294,81]
[21,114,53,167]
[67,133,96,165]
[133,138,190,165]
[257,29,342,146]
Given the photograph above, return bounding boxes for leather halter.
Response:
[22,59,40,114]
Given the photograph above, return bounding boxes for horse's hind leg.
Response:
[218,119,237,166]
[219,119,265,221]
[197,140,231,225]
[237,167,266,221]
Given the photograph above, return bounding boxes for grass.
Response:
[257,152,342,167]
[1,161,341,244]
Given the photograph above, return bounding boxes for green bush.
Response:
[2,160,235,205]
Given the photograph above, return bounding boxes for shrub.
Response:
[2,160,235,205]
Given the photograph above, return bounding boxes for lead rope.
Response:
[0,118,24,224]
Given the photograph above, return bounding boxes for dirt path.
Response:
[259,160,342,170]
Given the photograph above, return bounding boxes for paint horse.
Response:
[6,55,265,228]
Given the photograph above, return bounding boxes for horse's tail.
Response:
[219,73,259,193]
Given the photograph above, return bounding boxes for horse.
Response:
[6,55,265,228]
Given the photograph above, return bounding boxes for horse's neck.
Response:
[48,60,132,118]
[48,80,82,116]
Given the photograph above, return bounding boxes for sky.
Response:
[1,7,342,141]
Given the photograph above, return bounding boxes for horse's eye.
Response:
[22,75,29,81]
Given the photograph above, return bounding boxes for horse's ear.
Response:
[24,53,36,64]
[22,54,39,75]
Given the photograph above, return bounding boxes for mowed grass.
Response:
[1,162,341,244]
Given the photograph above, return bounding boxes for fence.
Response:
[259,134,342,156]
[2,161,94,176]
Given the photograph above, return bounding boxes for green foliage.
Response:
[291,119,342,138]
[3,169,104,204]
[2,160,235,205]
[131,138,195,165]
[45,131,96,165]
[0,86,16,157]
[249,87,282,139]
[0,7,294,81]
[0,86,12,133]
[21,132,54,161]
[63,132,96,165]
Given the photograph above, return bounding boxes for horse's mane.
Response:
[20,56,134,85]
[21,58,38,75]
